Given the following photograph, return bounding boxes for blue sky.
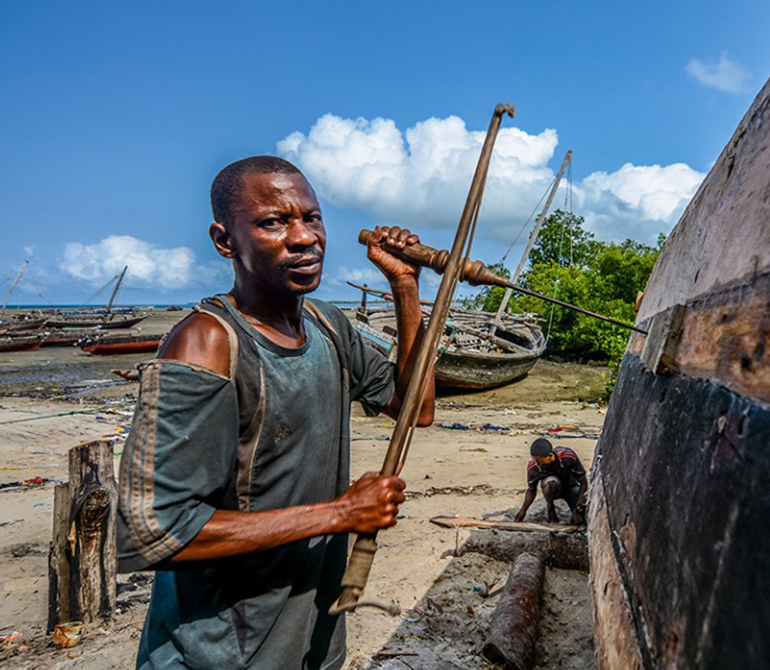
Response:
[1,1,768,306]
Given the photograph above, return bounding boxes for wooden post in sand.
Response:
[48,482,71,631]
[48,438,118,628]
[483,551,546,670]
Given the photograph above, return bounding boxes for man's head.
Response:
[210,156,302,227]
[531,438,555,466]
[209,156,326,297]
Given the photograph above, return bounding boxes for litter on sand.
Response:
[0,477,50,491]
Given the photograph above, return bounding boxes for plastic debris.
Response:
[52,621,83,649]
[0,477,49,491]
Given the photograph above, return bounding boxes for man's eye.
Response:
[258,218,282,228]
[307,214,323,226]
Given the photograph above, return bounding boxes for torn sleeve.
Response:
[116,360,239,572]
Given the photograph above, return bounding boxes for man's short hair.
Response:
[530,438,554,458]
[210,156,302,226]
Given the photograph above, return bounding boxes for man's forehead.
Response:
[234,172,318,210]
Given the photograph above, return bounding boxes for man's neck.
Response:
[227,287,307,348]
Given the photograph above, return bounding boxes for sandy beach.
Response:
[0,310,608,669]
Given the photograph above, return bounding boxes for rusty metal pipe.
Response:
[357,230,648,335]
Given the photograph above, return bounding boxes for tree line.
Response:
[467,209,664,371]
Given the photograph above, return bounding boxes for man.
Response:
[117,156,434,670]
[514,438,587,525]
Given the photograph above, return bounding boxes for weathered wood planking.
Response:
[590,77,770,670]
[48,483,71,631]
[67,439,118,624]
[48,438,118,627]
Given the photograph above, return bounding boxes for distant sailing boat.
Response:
[44,266,148,329]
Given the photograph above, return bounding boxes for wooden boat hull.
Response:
[589,79,770,670]
[354,308,545,391]
[80,334,161,355]
[41,328,100,347]
[0,336,44,352]
[435,348,541,389]
[0,318,47,335]
[46,315,147,329]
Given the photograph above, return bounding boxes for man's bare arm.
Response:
[366,226,435,426]
[514,488,537,522]
[169,472,404,563]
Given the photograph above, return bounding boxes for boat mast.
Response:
[1,261,30,317]
[493,149,572,324]
[105,266,128,314]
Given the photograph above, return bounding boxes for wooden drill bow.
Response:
[330,103,515,615]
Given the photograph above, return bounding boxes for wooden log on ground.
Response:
[458,529,588,571]
[47,482,71,631]
[66,438,118,624]
[483,551,546,670]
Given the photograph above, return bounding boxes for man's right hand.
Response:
[335,471,406,534]
[513,510,525,522]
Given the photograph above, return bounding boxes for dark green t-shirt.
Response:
[117,298,395,670]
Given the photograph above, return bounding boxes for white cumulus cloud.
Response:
[685,53,751,93]
[60,235,198,290]
[278,113,559,239]
[578,163,704,241]
[278,113,705,245]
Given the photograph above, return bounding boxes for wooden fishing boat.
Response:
[353,303,545,390]
[41,327,101,347]
[45,313,148,329]
[435,309,545,389]
[78,332,162,355]
[0,318,47,336]
[588,79,770,670]
[0,334,45,352]
[46,266,147,329]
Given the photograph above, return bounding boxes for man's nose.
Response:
[286,219,319,247]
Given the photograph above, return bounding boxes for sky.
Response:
[1,1,768,306]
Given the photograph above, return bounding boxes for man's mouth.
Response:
[285,254,323,274]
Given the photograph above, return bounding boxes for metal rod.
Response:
[331,103,515,616]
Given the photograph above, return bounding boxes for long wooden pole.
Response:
[105,266,128,314]
[494,149,572,324]
[331,103,515,615]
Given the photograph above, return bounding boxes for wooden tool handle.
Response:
[330,533,378,614]
[358,229,506,288]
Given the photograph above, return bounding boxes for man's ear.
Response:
[210,222,236,259]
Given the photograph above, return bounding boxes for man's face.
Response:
[220,172,326,296]
[535,453,556,467]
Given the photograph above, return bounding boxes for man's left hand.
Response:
[367,226,421,284]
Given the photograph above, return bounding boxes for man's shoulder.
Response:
[555,446,578,460]
[526,459,539,473]
[157,310,232,377]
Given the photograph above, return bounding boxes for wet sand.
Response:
[0,310,608,669]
